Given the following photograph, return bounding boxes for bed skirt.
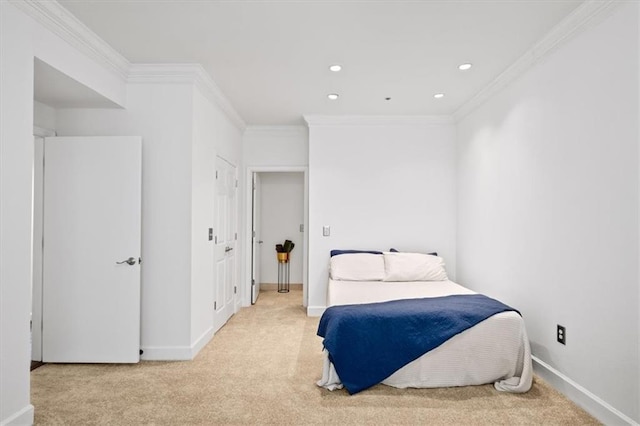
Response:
[317,311,532,393]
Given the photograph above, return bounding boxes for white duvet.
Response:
[317,279,532,393]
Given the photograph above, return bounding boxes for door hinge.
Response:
[252,279,255,286]
[252,181,255,191]
[235,232,237,240]
[214,301,217,310]
[252,230,255,238]
[234,286,237,294]
[215,235,218,244]
[235,179,238,188]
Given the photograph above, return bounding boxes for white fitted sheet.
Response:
[318,279,532,393]
[328,279,475,306]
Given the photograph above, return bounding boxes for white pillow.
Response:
[330,253,386,281]
[383,252,448,281]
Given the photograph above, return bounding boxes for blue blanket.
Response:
[317,294,520,394]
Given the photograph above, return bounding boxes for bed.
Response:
[316,251,532,394]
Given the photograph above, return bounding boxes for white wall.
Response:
[456,3,639,422]
[56,83,196,359]
[243,126,308,167]
[241,125,309,304]
[57,81,244,359]
[34,101,57,131]
[0,3,127,424]
[259,172,305,285]
[306,118,457,313]
[190,87,243,351]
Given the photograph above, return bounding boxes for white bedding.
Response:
[318,279,532,393]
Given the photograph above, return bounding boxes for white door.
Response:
[213,156,237,331]
[42,136,141,363]
[251,172,262,304]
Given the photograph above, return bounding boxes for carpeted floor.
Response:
[31,289,599,425]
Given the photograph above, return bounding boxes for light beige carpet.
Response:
[32,289,599,425]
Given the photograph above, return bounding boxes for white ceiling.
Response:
[57,0,583,125]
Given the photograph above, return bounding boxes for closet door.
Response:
[213,156,237,332]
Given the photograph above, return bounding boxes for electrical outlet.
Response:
[557,325,566,345]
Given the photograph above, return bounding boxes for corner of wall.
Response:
[533,357,639,426]
[307,306,326,317]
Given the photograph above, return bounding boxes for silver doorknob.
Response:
[116,257,136,266]
[225,247,233,252]
[258,240,263,244]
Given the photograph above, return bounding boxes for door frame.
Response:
[31,126,55,362]
[244,166,308,308]
[250,172,261,305]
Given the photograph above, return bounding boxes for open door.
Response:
[251,173,262,304]
[42,136,141,363]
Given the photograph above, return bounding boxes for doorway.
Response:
[246,167,308,307]
[32,136,143,363]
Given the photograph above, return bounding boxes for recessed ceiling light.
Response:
[327,93,339,100]
[434,93,445,99]
[329,65,342,72]
[458,63,472,71]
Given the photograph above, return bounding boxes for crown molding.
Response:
[128,64,205,85]
[303,115,454,127]
[244,125,308,135]
[12,1,246,130]
[129,64,246,131]
[453,0,620,122]
[11,0,130,81]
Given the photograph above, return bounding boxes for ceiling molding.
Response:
[453,0,620,122]
[11,0,130,81]
[14,1,246,130]
[244,125,308,135]
[129,64,246,131]
[303,115,454,127]
[128,63,205,85]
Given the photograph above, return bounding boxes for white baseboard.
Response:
[190,327,214,358]
[306,306,326,317]
[260,283,303,291]
[532,356,638,426]
[0,404,34,426]
[140,345,192,361]
[140,327,214,361]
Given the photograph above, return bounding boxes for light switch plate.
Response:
[322,226,330,237]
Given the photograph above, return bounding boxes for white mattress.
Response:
[318,279,532,393]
